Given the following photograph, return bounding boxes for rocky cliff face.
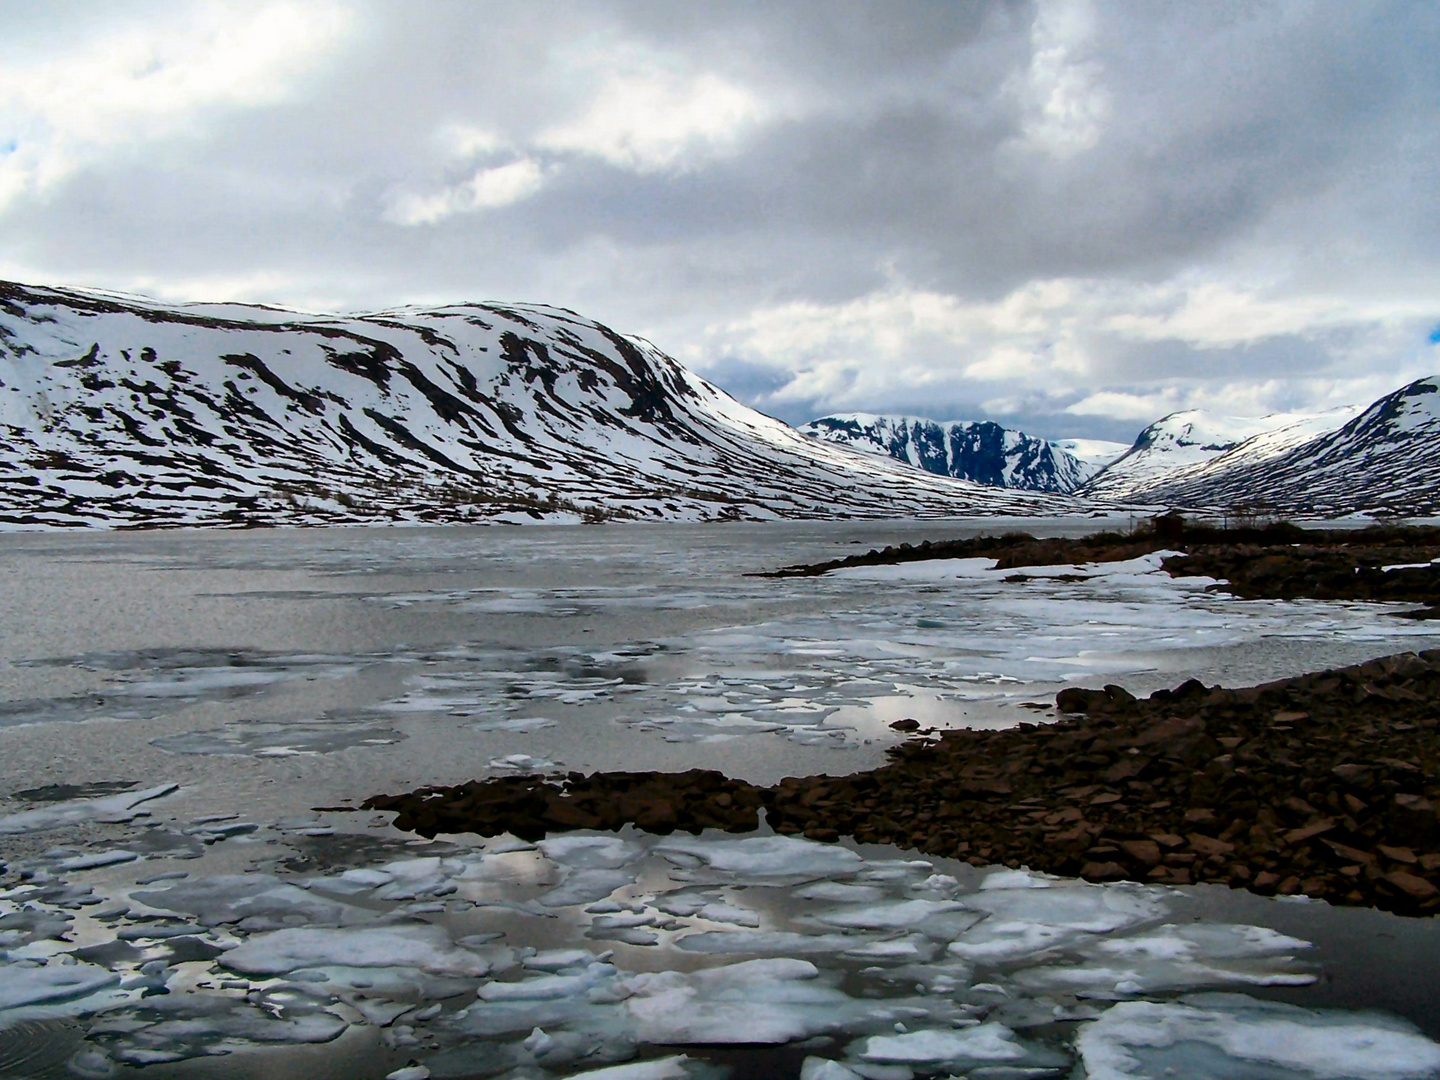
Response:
[0,282,1070,528]
[799,413,1101,493]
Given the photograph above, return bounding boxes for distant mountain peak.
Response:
[1081,405,1362,501]
[798,413,1123,494]
[1083,381,1438,516]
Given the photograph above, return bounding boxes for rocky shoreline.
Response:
[362,648,1440,918]
[360,521,1440,918]
[767,518,1440,616]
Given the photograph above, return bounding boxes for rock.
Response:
[1056,688,1109,714]
[1119,840,1162,868]
[1332,763,1371,784]
[1384,872,1440,900]
[1281,821,1336,846]
[1379,845,1418,864]
[1322,840,1376,865]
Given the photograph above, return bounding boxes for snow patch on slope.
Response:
[1125,378,1440,516]
[0,281,1074,528]
[1081,407,1360,501]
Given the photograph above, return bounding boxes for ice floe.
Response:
[655,834,864,880]
[223,924,493,977]
[152,720,404,756]
[961,882,1164,933]
[852,1024,1030,1066]
[2,822,1437,1077]
[0,783,178,834]
[1076,994,1440,1080]
[0,960,119,1011]
[623,958,859,1044]
[1012,922,1318,998]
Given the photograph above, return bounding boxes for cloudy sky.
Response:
[1,1,1437,441]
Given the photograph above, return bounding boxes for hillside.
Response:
[1129,379,1440,516]
[0,282,1072,528]
[1080,407,1359,501]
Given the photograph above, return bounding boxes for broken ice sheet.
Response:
[654,834,863,882]
[87,991,349,1067]
[616,712,790,743]
[0,960,121,1014]
[1012,923,1319,998]
[151,720,404,756]
[622,957,940,1046]
[810,897,983,935]
[1075,993,1440,1080]
[651,890,760,927]
[539,835,643,869]
[222,925,494,977]
[0,782,178,834]
[540,868,637,908]
[20,647,361,709]
[489,752,559,771]
[848,1022,1069,1073]
[960,882,1166,934]
[674,931,864,956]
[130,873,372,929]
[477,961,616,1001]
[6,826,1434,1079]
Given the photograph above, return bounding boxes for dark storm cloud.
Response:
[1,0,1437,442]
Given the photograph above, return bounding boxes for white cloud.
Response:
[0,1,351,211]
[1011,0,1110,157]
[385,158,546,226]
[695,269,1437,428]
[701,279,1092,401]
[439,123,507,159]
[537,59,766,172]
[1064,388,1184,420]
[1060,372,1430,428]
[1105,282,1432,348]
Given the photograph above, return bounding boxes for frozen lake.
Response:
[5,520,1440,1079]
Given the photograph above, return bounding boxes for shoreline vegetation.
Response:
[361,521,1440,917]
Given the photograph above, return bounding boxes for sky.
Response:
[1,1,1438,443]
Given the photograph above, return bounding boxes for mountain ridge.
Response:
[798,413,1115,494]
[1077,407,1360,500]
[0,280,1073,528]
[1124,378,1440,516]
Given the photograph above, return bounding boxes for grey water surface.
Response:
[3,519,1440,1080]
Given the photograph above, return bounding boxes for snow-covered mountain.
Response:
[0,281,1074,528]
[1079,407,1359,501]
[1126,378,1440,516]
[798,413,1111,493]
